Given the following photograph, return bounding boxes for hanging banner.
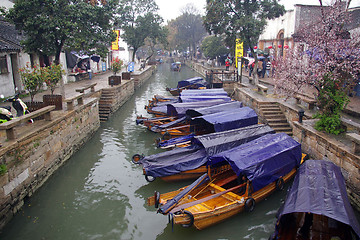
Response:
[235,39,243,68]
[111,30,120,50]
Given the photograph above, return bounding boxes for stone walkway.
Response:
[237,67,360,124]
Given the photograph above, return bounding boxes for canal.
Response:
[0,63,358,240]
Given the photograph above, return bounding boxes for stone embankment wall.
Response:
[0,65,156,229]
[0,99,100,228]
[132,66,157,89]
[292,120,360,210]
[233,85,360,211]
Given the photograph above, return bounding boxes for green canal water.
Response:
[0,64,359,240]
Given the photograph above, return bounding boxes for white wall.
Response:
[0,54,16,97]
[259,10,295,41]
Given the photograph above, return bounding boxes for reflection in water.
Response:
[0,64,358,240]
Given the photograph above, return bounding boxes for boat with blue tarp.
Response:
[270,160,360,240]
[180,88,228,96]
[166,77,208,96]
[148,133,304,230]
[134,124,274,182]
[150,99,230,117]
[148,101,243,133]
[159,106,258,139]
[170,62,181,71]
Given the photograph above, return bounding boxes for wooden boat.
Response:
[147,133,303,230]
[145,95,178,111]
[134,124,274,182]
[166,77,207,96]
[170,62,181,71]
[148,99,231,119]
[270,160,360,240]
[158,106,258,140]
[135,115,178,129]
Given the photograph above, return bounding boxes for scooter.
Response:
[1,93,33,123]
[0,106,14,123]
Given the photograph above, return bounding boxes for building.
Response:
[258,3,360,96]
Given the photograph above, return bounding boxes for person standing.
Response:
[266,60,272,78]
[225,58,230,71]
[262,59,266,78]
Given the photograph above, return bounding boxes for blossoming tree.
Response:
[274,0,360,134]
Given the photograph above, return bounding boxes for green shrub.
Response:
[0,164,7,176]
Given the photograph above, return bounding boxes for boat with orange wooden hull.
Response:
[136,115,178,129]
[157,106,258,141]
[269,160,360,240]
[147,98,230,118]
[147,133,303,230]
[135,124,274,183]
[166,77,208,96]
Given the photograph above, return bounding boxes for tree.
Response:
[203,0,285,84]
[274,0,360,134]
[201,35,229,60]
[115,0,167,61]
[6,0,117,65]
[120,12,167,62]
[170,4,207,55]
[5,0,117,98]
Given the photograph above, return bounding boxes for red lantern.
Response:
[284,45,289,49]
[268,46,273,49]
[278,44,282,48]
[254,46,258,49]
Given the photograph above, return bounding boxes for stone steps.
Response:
[259,102,293,136]
[99,89,115,121]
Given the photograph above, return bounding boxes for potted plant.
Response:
[42,64,65,110]
[109,57,123,86]
[19,63,44,103]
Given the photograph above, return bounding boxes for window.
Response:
[0,56,9,74]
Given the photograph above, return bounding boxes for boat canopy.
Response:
[179,95,231,103]
[209,133,302,192]
[186,101,243,118]
[142,125,273,178]
[194,124,275,155]
[180,89,228,96]
[142,146,208,178]
[190,107,257,133]
[167,99,230,117]
[278,160,360,238]
[177,77,207,88]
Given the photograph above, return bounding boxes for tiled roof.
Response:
[0,19,24,52]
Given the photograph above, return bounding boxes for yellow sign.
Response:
[235,39,243,68]
[111,30,120,50]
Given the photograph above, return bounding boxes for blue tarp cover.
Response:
[177,77,206,88]
[166,99,230,117]
[142,125,274,178]
[186,101,243,117]
[278,160,360,238]
[194,124,275,155]
[157,133,195,148]
[209,133,301,192]
[180,89,228,96]
[142,147,208,178]
[179,95,231,103]
[158,173,209,214]
[191,107,257,132]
